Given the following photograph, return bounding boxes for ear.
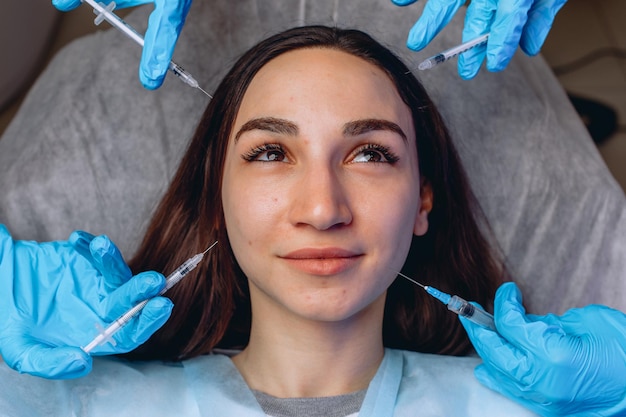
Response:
[413,179,433,236]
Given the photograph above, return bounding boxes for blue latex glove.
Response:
[460,282,626,417]
[0,225,173,379]
[52,0,192,89]
[391,0,567,79]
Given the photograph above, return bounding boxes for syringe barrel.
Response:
[448,295,496,331]
[162,254,203,292]
[117,299,149,325]
[168,62,200,88]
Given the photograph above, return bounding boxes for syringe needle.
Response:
[197,87,213,98]
[202,241,219,255]
[395,271,426,289]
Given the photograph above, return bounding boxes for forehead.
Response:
[235,47,412,129]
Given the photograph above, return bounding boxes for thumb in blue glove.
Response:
[51,0,193,89]
[391,0,567,79]
[0,226,173,379]
[460,282,626,417]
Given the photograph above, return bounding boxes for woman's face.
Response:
[222,48,431,323]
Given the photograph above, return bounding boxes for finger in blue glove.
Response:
[463,0,533,75]
[140,0,193,89]
[456,0,496,79]
[403,0,467,52]
[0,326,92,380]
[51,0,82,12]
[391,0,419,5]
[519,0,567,56]
[70,231,134,293]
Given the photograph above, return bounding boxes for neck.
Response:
[231,295,386,398]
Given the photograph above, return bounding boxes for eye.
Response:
[351,144,399,164]
[241,144,290,162]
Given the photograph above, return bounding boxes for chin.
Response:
[288,291,385,324]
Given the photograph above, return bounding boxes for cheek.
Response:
[369,181,421,262]
[222,173,284,248]
[365,169,420,225]
[387,200,419,247]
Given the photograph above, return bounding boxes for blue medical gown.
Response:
[0,349,536,416]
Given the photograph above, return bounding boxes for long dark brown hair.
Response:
[126,25,505,361]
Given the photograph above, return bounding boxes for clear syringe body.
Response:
[80,0,212,98]
[417,33,490,71]
[82,242,217,353]
[424,285,496,331]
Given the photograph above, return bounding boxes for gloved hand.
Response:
[391,0,567,79]
[52,0,193,89]
[0,225,173,379]
[460,282,626,417]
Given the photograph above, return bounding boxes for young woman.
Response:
[125,25,503,364]
[5,24,622,417]
[100,24,524,415]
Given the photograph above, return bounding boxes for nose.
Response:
[288,165,353,230]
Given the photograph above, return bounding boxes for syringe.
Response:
[82,241,218,353]
[395,271,496,331]
[417,33,490,71]
[80,0,212,98]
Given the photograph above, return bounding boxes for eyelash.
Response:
[240,143,400,164]
[241,143,287,162]
[351,143,400,164]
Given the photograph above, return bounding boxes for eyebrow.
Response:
[343,119,407,142]
[234,117,407,142]
[235,117,298,142]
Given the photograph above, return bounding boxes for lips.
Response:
[280,248,363,275]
